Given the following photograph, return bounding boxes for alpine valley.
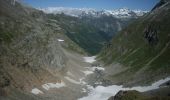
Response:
[0,0,170,100]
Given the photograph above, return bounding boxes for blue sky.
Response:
[23,0,160,10]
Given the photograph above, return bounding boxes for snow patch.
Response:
[83,56,96,63]
[80,78,87,85]
[82,66,105,76]
[67,71,75,77]
[85,67,105,71]
[65,76,81,84]
[31,88,43,95]
[91,67,105,71]
[58,39,64,42]
[82,70,94,76]
[82,88,87,92]
[39,7,148,18]
[79,77,170,100]
[42,82,66,90]
[65,76,87,85]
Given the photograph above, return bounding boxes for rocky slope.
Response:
[108,90,170,100]
[40,7,148,55]
[0,0,86,100]
[46,11,140,55]
[47,13,135,55]
[99,0,170,86]
[1,0,170,100]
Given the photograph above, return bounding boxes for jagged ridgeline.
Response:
[99,0,170,84]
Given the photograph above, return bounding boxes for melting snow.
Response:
[82,67,105,76]
[65,76,81,84]
[86,67,105,71]
[83,56,96,63]
[82,56,105,76]
[78,77,170,100]
[67,71,75,77]
[82,70,94,76]
[58,39,64,42]
[42,82,66,90]
[31,88,43,95]
[65,76,87,85]
[82,88,87,92]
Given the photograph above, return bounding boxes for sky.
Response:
[22,0,160,11]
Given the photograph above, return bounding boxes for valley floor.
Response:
[1,46,170,100]
[29,47,170,100]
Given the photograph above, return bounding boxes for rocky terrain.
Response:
[46,10,139,55]
[99,0,170,86]
[108,90,170,100]
[0,0,170,100]
[0,0,86,100]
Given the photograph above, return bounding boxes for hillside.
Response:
[0,0,87,100]
[1,0,170,100]
[47,13,137,55]
[99,0,170,86]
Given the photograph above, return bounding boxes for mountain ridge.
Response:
[40,7,148,18]
[98,0,170,86]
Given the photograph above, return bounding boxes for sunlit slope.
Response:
[99,0,170,84]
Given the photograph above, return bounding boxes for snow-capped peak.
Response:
[39,7,95,17]
[133,9,148,16]
[39,7,148,18]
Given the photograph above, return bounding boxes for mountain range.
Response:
[40,7,148,18]
[1,0,170,100]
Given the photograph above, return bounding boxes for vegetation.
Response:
[99,1,170,84]
[48,14,133,55]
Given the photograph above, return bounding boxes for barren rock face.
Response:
[0,0,68,93]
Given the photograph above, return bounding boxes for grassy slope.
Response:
[47,14,110,55]
[99,1,170,85]
[48,14,134,55]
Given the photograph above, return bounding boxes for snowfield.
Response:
[31,81,66,95]
[78,77,170,100]
[65,76,81,84]
[82,56,105,76]
[58,39,64,42]
[83,56,96,63]
[31,88,43,95]
[82,70,94,76]
[42,82,66,90]
[40,7,148,18]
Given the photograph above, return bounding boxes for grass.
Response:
[0,31,14,43]
[99,5,170,84]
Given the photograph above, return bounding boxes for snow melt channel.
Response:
[78,77,170,100]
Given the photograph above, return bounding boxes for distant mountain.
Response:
[46,9,139,55]
[40,7,148,18]
[99,0,170,85]
[38,7,147,55]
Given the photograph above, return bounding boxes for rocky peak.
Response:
[40,7,148,18]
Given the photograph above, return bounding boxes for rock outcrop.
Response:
[108,90,170,100]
